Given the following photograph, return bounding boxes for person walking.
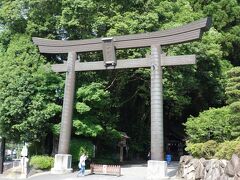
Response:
[77,153,88,177]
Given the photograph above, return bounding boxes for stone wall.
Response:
[176,154,240,180]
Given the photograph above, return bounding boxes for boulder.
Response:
[236,169,240,177]
[225,161,235,177]
[176,155,240,180]
[234,175,240,180]
[211,168,221,180]
[224,154,240,178]
[195,160,205,179]
[218,174,229,180]
[185,171,195,180]
[219,160,228,168]
[180,155,193,164]
[176,155,194,178]
[183,164,195,177]
[231,154,240,173]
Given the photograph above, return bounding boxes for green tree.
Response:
[73,82,120,138]
[188,0,240,66]
[0,35,62,142]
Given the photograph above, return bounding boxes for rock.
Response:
[185,171,195,180]
[205,160,211,172]
[211,168,221,180]
[183,164,195,176]
[225,161,235,177]
[225,154,240,178]
[236,169,240,177]
[180,155,193,164]
[203,159,209,167]
[219,160,228,176]
[234,175,240,180]
[230,154,240,172]
[176,155,240,180]
[204,159,223,180]
[218,174,229,180]
[220,160,228,168]
[175,166,183,178]
[195,160,205,180]
[200,157,206,163]
[191,158,199,169]
[176,155,194,178]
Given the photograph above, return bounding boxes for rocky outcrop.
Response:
[176,154,240,180]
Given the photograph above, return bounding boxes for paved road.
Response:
[0,162,179,180]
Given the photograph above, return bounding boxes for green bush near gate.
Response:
[186,140,218,159]
[215,140,240,160]
[186,139,240,160]
[29,155,54,170]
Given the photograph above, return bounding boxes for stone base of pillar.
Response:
[18,173,27,179]
[51,154,73,174]
[147,160,167,180]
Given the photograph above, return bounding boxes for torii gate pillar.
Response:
[150,45,164,161]
[148,45,167,179]
[51,52,76,174]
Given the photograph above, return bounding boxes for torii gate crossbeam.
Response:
[33,17,211,177]
[33,17,210,53]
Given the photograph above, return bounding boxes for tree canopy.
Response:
[0,35,62,142]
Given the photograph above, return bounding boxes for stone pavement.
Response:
[0,162,180,180]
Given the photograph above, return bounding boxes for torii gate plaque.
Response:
[33,17,211,177]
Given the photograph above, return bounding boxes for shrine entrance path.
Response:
[0,162,179,180]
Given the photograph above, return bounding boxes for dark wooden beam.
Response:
[33,17,211,54]
[51,55,196,72]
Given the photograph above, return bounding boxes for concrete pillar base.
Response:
[51,154,73,174]
[147,160,167,180]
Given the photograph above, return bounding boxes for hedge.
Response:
[30,155,54,170]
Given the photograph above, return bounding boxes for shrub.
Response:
[184,106,232,143]
[185,140,218,159]
[186,138,240,160]
[215,140,240,160]
[30,155,54,170]
[70,139,94,163]
[234,144,240,157]
[185,142,204,158]
[201,140,218,159]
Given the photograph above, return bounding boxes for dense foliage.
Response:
[184,106,232,143]
[0,0,240,159]
[73,82,119,138]
[0,35,62,142]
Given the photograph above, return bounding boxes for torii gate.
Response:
[33,17,211,177]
